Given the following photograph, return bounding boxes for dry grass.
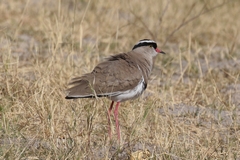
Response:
[0,0,240,159]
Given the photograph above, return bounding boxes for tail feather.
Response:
[65,96,79,99]
[66,78,95,98]
[65,74,111,99]
[65,94,107,99]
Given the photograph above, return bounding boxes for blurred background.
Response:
[0,0,239,159]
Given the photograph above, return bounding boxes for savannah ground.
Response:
[0,0,240,159]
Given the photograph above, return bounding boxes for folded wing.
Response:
[65,53,143,99]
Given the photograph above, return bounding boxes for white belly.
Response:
[108,78,146,102]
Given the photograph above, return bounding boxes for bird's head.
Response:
[132,39,165,56]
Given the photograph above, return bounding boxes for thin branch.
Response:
[163,1,230,46]
[130,10,156,40]
[157,0,170,40]
[159,0,170,26]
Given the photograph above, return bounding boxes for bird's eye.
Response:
[149,45,153,48]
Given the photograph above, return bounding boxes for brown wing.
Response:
[65,53,143,99]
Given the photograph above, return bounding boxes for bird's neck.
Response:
[129,51,153,82]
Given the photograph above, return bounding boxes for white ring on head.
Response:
[135,40,156,45]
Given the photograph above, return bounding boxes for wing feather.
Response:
[66,53,143,98]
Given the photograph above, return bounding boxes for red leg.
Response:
[114,102,121,142]
[108,101,114,139]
